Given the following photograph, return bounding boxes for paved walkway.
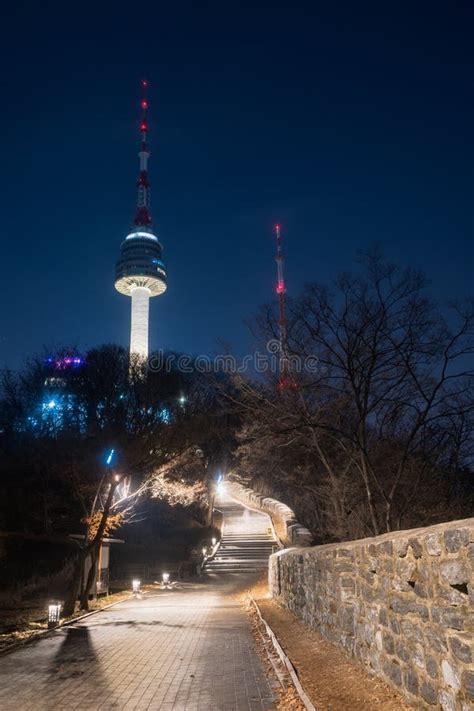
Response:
[0,495,277,711]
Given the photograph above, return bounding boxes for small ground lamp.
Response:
[162,572,171,589]
[132,579,141,594]
[211,537,217,546]
[202,547,207,557]
[48,602,62,629]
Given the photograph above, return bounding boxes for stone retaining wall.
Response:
[226,481,312,547]
[269,518,474,710]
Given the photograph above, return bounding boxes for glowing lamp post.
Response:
[48,602,62,629]
[106,448,115,466]
[216,474,225,497]
[132,579,141,595]
[105,449,122,485]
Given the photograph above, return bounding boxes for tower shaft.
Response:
[130,286,151,358]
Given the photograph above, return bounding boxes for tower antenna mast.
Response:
[135,79,152,227]
[274,224,290,387]
[115,80,168,362]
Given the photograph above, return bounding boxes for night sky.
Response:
[1,1,472,369]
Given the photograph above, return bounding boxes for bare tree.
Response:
[236,252,473,538]
[0,344,238,614]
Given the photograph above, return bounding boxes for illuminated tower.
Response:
[115,80,167,360]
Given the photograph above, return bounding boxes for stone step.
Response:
[221,536,272,541]
[205,566,269,572]
[208,556,270,560]
[219,547,274,551]
[204,497,276,576]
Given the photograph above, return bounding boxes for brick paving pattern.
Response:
[0,497,276,711]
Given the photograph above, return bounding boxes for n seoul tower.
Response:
[115,80,167,360]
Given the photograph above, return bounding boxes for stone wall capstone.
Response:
[269,518,474,710]
[226,481,312,547]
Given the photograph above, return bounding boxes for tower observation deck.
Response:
[115,80,167,359]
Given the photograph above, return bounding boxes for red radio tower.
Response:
[274,224,291,388]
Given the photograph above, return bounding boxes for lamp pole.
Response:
[207,482,216,528]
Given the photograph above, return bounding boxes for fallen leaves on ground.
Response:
[276,686,307,710]
[242,580,306,711]
[0,587,138,652]
[239,574,414,711]
[256,595,414,711]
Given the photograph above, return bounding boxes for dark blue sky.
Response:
[1,1,472,368]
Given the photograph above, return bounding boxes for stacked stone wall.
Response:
[269,518,474,709]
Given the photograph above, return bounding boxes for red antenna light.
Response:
[140,80,149,132]
[274,224,294,390]
[134,79,152,227]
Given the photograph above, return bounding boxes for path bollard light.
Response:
[202,547,207,557]
[161,572,171,590]
[48,603,61,629]
[132,579,141,594]
[211,537,217,547]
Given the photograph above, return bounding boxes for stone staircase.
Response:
[205,498,276,574]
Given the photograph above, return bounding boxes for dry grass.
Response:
[275,686,307,710]
[243,589,306,710]
[0,586,142,652]
[243,575,413,711]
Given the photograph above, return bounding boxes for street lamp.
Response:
[106,448,115,466]
[105,448,122,486]
[48,602,61,629]
[216,474,225,495]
